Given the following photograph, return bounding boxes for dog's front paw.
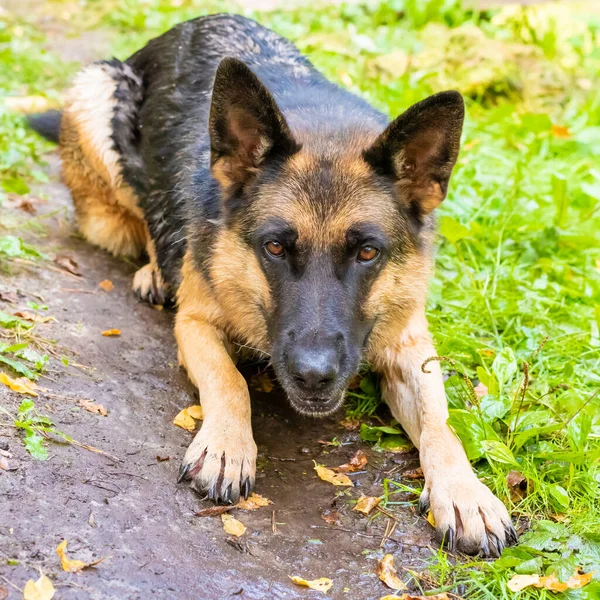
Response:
[420,471,517,557]
[177,422,257,504]
[133,263,166,305]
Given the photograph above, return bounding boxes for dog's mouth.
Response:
[284,390,346,417]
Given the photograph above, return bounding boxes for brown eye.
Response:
[265,240,285,258]
[358,245,379,263]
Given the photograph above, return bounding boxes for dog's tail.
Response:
[27,109,62,144]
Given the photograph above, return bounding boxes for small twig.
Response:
[0,574,22,593]
[59,288,96,294]
[272,510,277,534]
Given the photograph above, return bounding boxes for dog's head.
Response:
[207,57,464,416]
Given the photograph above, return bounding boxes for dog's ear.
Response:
[209,57,300,190]
[363,91,464,216]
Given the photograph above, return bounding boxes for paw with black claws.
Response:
[132,263,167,306]
[177,424,257,504]
[419,471,517,557]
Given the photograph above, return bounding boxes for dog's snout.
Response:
[289,347,339,394]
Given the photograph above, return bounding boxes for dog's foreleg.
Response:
[174,279,257,504]
[374,312,516,556]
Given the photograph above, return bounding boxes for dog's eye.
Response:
[357,245,379,263]
[265,240,285,258]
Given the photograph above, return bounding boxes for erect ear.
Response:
[363,90,464,216]
[209,57,300,190]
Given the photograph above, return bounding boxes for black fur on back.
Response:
[27,110,62,143]
[117,14,388,288]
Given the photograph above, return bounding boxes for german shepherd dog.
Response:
[29,14,516,556]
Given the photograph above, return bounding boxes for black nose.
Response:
[289,348,339,394]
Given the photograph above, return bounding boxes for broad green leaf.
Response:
[492,348,517,390]
[18,398,35,414]
[481,440,518,465]
[23,430,48,460]
[0,354,38,380]
[548,484,570,510]
[447,409,500,462]
[1,177,30,195]
[480,394,511,420]
[0,311,33,330]
[439,216,469,244]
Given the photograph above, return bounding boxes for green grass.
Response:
[2,0,600,597]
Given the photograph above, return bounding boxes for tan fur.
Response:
[369,311,513,553]
[60,64,146,258]
[175,251,257,496]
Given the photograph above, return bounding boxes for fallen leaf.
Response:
[380,595,450,600]
[17,198,37,214]
[427,511,436,527]
[196,505,235,517]
[221,513,246,537]
[173,405,203,431]
[78,399,108,416]
[5,95,56,113]
[551,125,571,138]
[13,311,55,324]
[98,279,114,292]
[376,554,407,591]
[507,570,593,593]
[101,329,121,336]
[402,467,423,479]
[353,495,381,515]
[333,449,367,473]
[0,373,38,396]
[156,455,171,462]
[339,417,360,430]
[314,463,353,487]
[23,573,55,600]
[0,290,19,303]
[56,540,104,572]
[238,493,272,510]
[473,381,488,399]
[320,508,342,525]
[290,576,333,593]
[250,372,274,393]
[507,469,531,502]
[54,255,82,276]
[0,585,7,600]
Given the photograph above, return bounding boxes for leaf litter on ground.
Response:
[56,540,105,572]
[376,554,407,591]
[221,513,246,537]
[289,576,333,593]
[23,573,55,600]
[314,462,353,487]
[332,448,367,473]
[173,405,203,431]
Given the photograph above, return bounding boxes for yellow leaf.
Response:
[290,576,333,593]
[237,493,272,510]
[56,540,104,573]
[314,463,353,487]
[0,373,37,396]
[98,279,114,292]
[507,570,593,593]
[221,513,246,537]
[173,405,203,431]
[78,399,108,416]
[353,495,381,515]
[101,329,121,336]
[23,573,55,600]
[427,511,436,527]
[376,554,407,591]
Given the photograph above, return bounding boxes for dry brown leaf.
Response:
[353,495,381,515]
[173,405,203,431]
[5,95,56,114]
[23,574,55,600]
[13,311,55,324]
[221,513,246,537]
[250,372,274,393]
[289,576,333,593]
[473,381,488,399]
[54,255,82,276]
[156,455,171,462]
[56,540,104,573]
[238,493,272,510]
[333,449,367,473]
[314,464,353,487]
[78,399,108,417]
[101,329,121,337]
[320,509,342,525]
[0,585,7,600]
[339,417,360,430]
[195,505,235,517]
[380,595,450,600]
[0,373,38,396]
[507,570,593,593]
[376,554,407,591]
[98,279,114,292]
[507,470,531,502]
[402,467,423,479]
